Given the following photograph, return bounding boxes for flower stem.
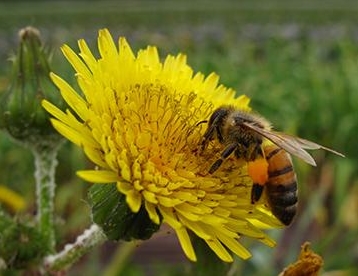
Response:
[33,141,60,253]
[103,241,142,276]
[44,224,107,271]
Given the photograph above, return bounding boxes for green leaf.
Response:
[88,183,161,241]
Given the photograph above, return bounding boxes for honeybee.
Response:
[199,105,344,225]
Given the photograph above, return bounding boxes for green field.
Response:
[0,1,358,275]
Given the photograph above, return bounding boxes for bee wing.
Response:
[243,122,344,166]
[286,135,345,157]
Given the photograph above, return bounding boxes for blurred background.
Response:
[0,0,357,275]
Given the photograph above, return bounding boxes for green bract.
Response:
[88,183,161,241]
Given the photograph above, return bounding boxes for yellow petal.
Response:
[145,201,160,224]
[126,189,141,213]
[158,206,182,229]
[77,170,118,183]
[216,232,251,260]
[205,238,233,262]
[61,44,92,81]
[50,119,82,146]
[175,227,197,262]
[50,73,89,121]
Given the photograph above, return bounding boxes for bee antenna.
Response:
[196,120,208,127]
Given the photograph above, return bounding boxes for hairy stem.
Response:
[33,141,60,253]
[44,224,107,271]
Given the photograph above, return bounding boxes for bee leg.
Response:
[252,144,264,159]
[241,143,264,161]
[215,125,224,143]
[200,122,225,151]
[209,143,238,174]
[251,183,264,204]
[200,125,215,150]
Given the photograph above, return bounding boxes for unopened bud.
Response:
[0,26,63,147]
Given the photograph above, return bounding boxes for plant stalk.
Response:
[44,224,107,271]
[33,142,60,253]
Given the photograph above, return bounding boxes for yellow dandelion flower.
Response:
[42,29,282,262]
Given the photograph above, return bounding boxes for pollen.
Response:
[248,158,269,185]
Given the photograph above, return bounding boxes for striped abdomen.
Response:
[265,145,298,225]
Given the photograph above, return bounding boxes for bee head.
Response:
[208,106,232,127]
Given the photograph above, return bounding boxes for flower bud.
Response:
[0,26,63,146]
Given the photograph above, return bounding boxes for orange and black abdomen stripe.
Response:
[264,145,298,226]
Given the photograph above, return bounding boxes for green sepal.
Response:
[0,209,48,269]
[88,183,161,241]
